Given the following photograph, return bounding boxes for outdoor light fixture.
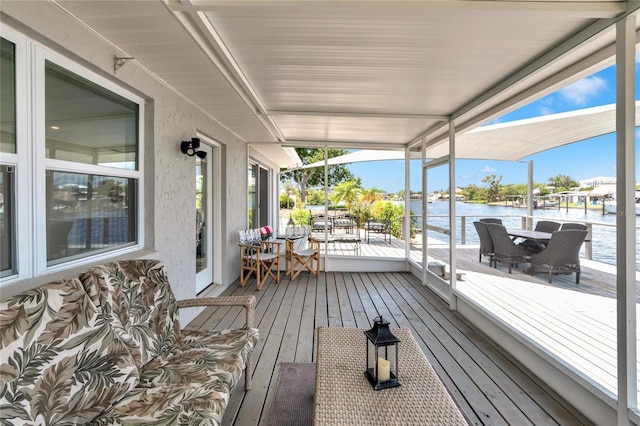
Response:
[365,316,401,390]
[181,138,207,158]
[286,215,296,236]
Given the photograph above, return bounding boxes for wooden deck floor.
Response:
[190,270,594,425]
[434,246,640,399]
[271,229,638,401]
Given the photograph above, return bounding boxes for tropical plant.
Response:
[280,148,355,203]
[368,200,412,239]
[460,184,487,201]
[331,180,362,211]
[547,174,579,192]
[500,183,528,199]
[482,174,503,202]
[360,187,384,204]
[351,202,372,228]
[290,208,311,226]
[305,189,325,205]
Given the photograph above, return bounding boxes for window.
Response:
[0,38,16,154]
[0,31,143,283]
[43,62,139,266]
[247,162,270,229]
[46,171,137,265]
[248,163,257,228]
[45,61,138,169]
[1,38,16,277]
[0,166,15,277]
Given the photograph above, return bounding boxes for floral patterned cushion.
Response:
[139,328,259,390]
[2,260,257,425]
[0,279,139,425]
[87,383,230,426]
[80,260,182,369]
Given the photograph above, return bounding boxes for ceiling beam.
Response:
[167,1,624,18]
[165,2,286,142]
[267,110,448,121]
[282,140,404,150]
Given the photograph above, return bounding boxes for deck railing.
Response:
[411,213,635,261]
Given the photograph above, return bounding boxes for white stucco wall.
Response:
[1,4,249,324]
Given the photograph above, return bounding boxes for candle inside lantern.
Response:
[377,357,390,381]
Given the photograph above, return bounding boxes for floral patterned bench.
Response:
[0,259,258,425]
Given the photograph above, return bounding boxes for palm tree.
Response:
[360,187,383,205]
[331,180,362,212]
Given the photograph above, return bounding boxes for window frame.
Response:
[0,28,145,285]
[1,28,29,283]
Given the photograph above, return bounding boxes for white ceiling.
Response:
[17,0,638,165]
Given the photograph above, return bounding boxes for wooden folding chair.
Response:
[239,240,282,290]
[239,243,261,287]
[258,240,282,290]
[286,238,320,279]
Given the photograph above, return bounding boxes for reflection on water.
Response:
[412,200,639,270]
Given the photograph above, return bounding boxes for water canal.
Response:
[419,200,639,270]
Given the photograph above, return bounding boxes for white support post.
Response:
[404,147,411,264]
[421,140,428,287]
[615,13,637,426]
[323,146,329,266]
[323,146,328,218]
[448,122,457,310]
[527,160,534,229]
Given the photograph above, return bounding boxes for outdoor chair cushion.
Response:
[311,215,333,232]
[80,260,182,369]
[139,328,259,390]
[333,215,357,232]
[0,259,259,426]
[365,219,391,243]
[0,279,139,425]
[88,383,231,425]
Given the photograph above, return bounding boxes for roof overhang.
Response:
[3,0,637,164]
[251,144,302,169]
[427,101,640,161]
[293,101,639,169]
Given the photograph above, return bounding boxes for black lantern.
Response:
[364,316,401,390]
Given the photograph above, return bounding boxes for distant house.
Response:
[578,176,617,188]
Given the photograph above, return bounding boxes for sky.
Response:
[348,55,640,194]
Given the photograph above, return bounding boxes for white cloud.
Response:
[539,106,554,116]
[636,50,640,64]
[559,76,608,105]
[481,166,496,173]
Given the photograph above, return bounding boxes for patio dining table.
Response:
[507,228,552,250]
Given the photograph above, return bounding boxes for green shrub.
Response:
[280,194,295,209]
[351,202,371,228]
[291,208,311,226]
[306,190,325,206]
[367,201,418,239]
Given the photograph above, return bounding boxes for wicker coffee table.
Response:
[314,327,467,425]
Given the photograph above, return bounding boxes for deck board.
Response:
[196,267,594,426]
[431,246,627,396]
